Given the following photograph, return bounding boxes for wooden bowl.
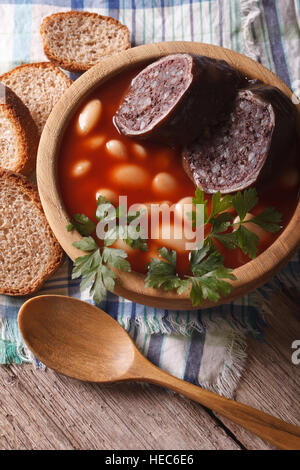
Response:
[37,42,300,310]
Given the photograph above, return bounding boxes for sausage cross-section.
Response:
[113,53,240,144]
[182,83,297,193]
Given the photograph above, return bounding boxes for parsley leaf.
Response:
[212,231,239,250]
[95,200,116,222]
[190,248,229,276]
[73,236,98,251]
[71,236,131,304]
[192,188,208,224]
[210,188,282,258]
[232,188,258,222]
[209,191,233,220]
[187,247,236,305]
[189,245,210,267]
[190,272,234,306]
[145,248,187,291]
[146,246,236,307]
[210,212,234,235]
[67,214,96,236]
[248,207,282,233]
[213,223,261,259]
[235,225,259,259]
[102,246,131,271]
[126,237,148,251]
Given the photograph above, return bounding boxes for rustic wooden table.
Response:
[0,287,299,450]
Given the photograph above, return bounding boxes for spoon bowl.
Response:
[18,295,300,450]
[18,295,136,382]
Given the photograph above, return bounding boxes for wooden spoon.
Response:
[18,295,300,450]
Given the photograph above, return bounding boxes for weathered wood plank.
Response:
[213,289,300,450]
[0,364,240,450]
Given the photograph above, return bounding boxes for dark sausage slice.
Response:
[182,83,297,194]
[113,54,240,145]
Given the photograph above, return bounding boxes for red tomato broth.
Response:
[58,67,300,276]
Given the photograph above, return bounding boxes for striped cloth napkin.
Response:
[0,0,299,398]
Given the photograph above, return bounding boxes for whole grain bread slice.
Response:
[0,170,63,296]
[0,84,39,175]
[0,62,72,135]
[40,11,130,72]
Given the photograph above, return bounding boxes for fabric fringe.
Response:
[0,316,33,365]
[132,314,204,336]
[200,330,248,399]
[123,306,265,339]
[240,0,261,60]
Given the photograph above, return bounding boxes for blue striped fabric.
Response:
[261,0,291,86]
[0,0,299,398]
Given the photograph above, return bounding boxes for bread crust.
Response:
[0,170,64,296]
[40,11,131,72]
[0,85,39,175]
[0,62,72,135]
[0,62,72,88]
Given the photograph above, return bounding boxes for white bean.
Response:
[85,135,105,150]
[111,164,150,189]
[96,188,118,205]
[77,99,102,136]
[72,160,91,177]
[132,200,172,212]
[152,222,195,253]
[132,143,147,159]
[152,172,178,197]
[106,139,128,160]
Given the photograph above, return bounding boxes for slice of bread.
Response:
[0,63,72,135]
[0,170,63,296]
[0,84,39,175]
[40,11,130,72]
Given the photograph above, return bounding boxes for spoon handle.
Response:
[140,363,300,450]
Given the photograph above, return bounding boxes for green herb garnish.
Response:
[146,187,282,306]
[68,187,282,306]
[71,236,131,304]
[145,247,190,293]
[204,188,282,258]
[67,196,147,303]
[145,245,236,306]
[67,213,96,236]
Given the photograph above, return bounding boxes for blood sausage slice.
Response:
[182,83,297,193]
[114,53,240,144]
